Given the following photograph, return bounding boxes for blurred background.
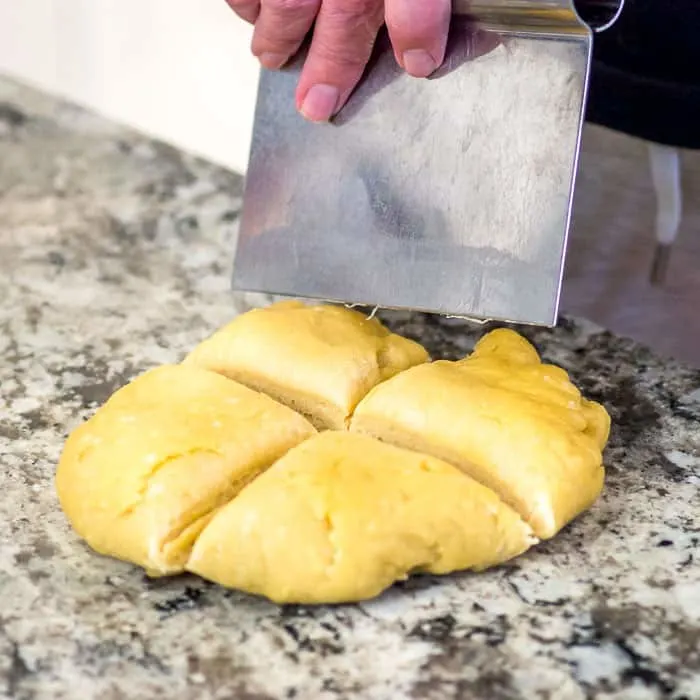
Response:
[0,1,698,366]
[0,1,257,173]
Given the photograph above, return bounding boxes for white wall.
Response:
[0,0,260,174]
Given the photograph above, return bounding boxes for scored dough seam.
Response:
[157,468,260,552]
[118,447,284,568]
[348,416,532,523]
[117,448,222,517]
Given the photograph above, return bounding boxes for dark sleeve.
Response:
[586,0,700,149]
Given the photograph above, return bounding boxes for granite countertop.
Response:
[1,76,699,700]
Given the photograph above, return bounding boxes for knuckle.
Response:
[266,0,319,15]
[328,0,383,24]
[253,0,321,53]
[312,35,373,68]
[324,0,383,34]
[310,0,383,66]
[335,0,381,18]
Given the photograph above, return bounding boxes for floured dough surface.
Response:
[56,303,611,604]
[183,300,429,430]
[188,431,535,604]
[351,328,610,539]
[55,364,316,575]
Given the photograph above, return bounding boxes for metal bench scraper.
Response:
[232,0,624,326]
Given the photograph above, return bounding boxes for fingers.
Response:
[295,0,384,122]
[231,0,450,123]
[251,0,322,70]
[385,0,451,77]
[224,0,261,24]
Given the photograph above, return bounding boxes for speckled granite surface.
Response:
[0,76,699,700]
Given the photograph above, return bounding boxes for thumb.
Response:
[385,0,451,77]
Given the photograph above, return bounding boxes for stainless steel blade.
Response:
[232,0,624,325]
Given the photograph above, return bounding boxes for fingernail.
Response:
[300,84,340,122]
[402,49,438,78]
[259,52,288,69]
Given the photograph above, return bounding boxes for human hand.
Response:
[225,0,451,122]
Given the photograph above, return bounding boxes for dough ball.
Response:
[55,364,316,576]
[55,306,611,605]
[183,301,429,430]
[351,328,610,539]
[187,432,536,604]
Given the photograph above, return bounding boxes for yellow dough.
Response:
[55,364,316,575]
[351,329,610,539]
[56,305,611,604]
[183,300,429,430]
[187,432,536,604]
